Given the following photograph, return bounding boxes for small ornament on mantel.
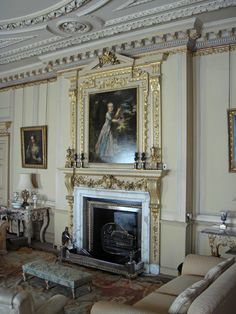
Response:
[74,153,78,168]
[146,146,163,170]
[141,152,146,170]
[220,211,228,230]
[148,146,159,170]
[134,152,139,169]
[65,147,75,168]
[79,153,85,168]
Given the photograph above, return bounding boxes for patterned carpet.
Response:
[0,247,164,313]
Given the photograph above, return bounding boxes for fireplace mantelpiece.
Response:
[63,167,167,273]
[61,53,166,274]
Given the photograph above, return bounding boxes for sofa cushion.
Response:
[182,254,225,277]
[204,257,235,283]
[168,279,210,314]
[188,263,236,314]
[134,292,176,314]
[158,275,203,297]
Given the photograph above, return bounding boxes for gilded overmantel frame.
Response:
[69,52,162,169]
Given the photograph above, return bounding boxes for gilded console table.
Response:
[201,227,236,257]
[6,207,50,245]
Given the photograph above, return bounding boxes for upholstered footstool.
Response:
[22,260,92,299]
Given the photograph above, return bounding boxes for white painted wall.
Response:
[193,50,236,256]
[160,52,192,275]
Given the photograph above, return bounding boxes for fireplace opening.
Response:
[85,200,142,265]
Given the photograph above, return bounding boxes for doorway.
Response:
[0,131,10,206]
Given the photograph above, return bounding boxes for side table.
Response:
[6,207,50,245]
[201,227,236,257]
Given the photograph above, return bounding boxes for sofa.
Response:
[0,287,68,314]
[91,254,236,314]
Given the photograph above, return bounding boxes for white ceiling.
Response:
[0,0,236,82]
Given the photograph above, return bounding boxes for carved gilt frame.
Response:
[228,108,236,172]
[75,53,162,169]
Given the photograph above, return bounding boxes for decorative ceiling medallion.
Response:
[59,21,91,33]
[0,0,91,30]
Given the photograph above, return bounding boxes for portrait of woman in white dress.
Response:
[95,102,123,162]
[89,88,137,163]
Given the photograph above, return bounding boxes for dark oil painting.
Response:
[89,88,137,163]
[21,125,47,168]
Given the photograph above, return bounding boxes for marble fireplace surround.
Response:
[64,169,165,274]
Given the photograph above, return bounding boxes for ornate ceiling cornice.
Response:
[1,23,236,89]
[0,0,235,67]
[0,15,201,65]
[107,0,236,26]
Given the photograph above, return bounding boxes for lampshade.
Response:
[17,173,34,191]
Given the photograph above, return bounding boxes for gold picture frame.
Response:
[228,108,236,172]
[21,125,47,169]
[76,54,162,169]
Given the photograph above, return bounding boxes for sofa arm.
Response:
[36,294,68,314]
[182,254,225,277]
[91,301,157,314]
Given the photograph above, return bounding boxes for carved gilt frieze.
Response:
[73,174,148,191]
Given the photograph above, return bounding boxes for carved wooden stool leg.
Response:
[72,288,75,299]
[22,272,26,281]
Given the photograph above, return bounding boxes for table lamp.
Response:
[18,173,34,208]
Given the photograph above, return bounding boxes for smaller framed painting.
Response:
[228,109,236,172]
[21,125,47,169]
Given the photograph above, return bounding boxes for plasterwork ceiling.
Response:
[0,0,236,88]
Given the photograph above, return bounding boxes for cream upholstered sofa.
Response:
[91,254,236,314]
[0,287,68,314]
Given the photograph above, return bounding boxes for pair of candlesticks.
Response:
[73,153,85,168]
[134,152,146,169]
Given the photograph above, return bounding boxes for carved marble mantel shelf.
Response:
[60,167,167,267]
[60,167,166,177]
[60,166,167,204]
